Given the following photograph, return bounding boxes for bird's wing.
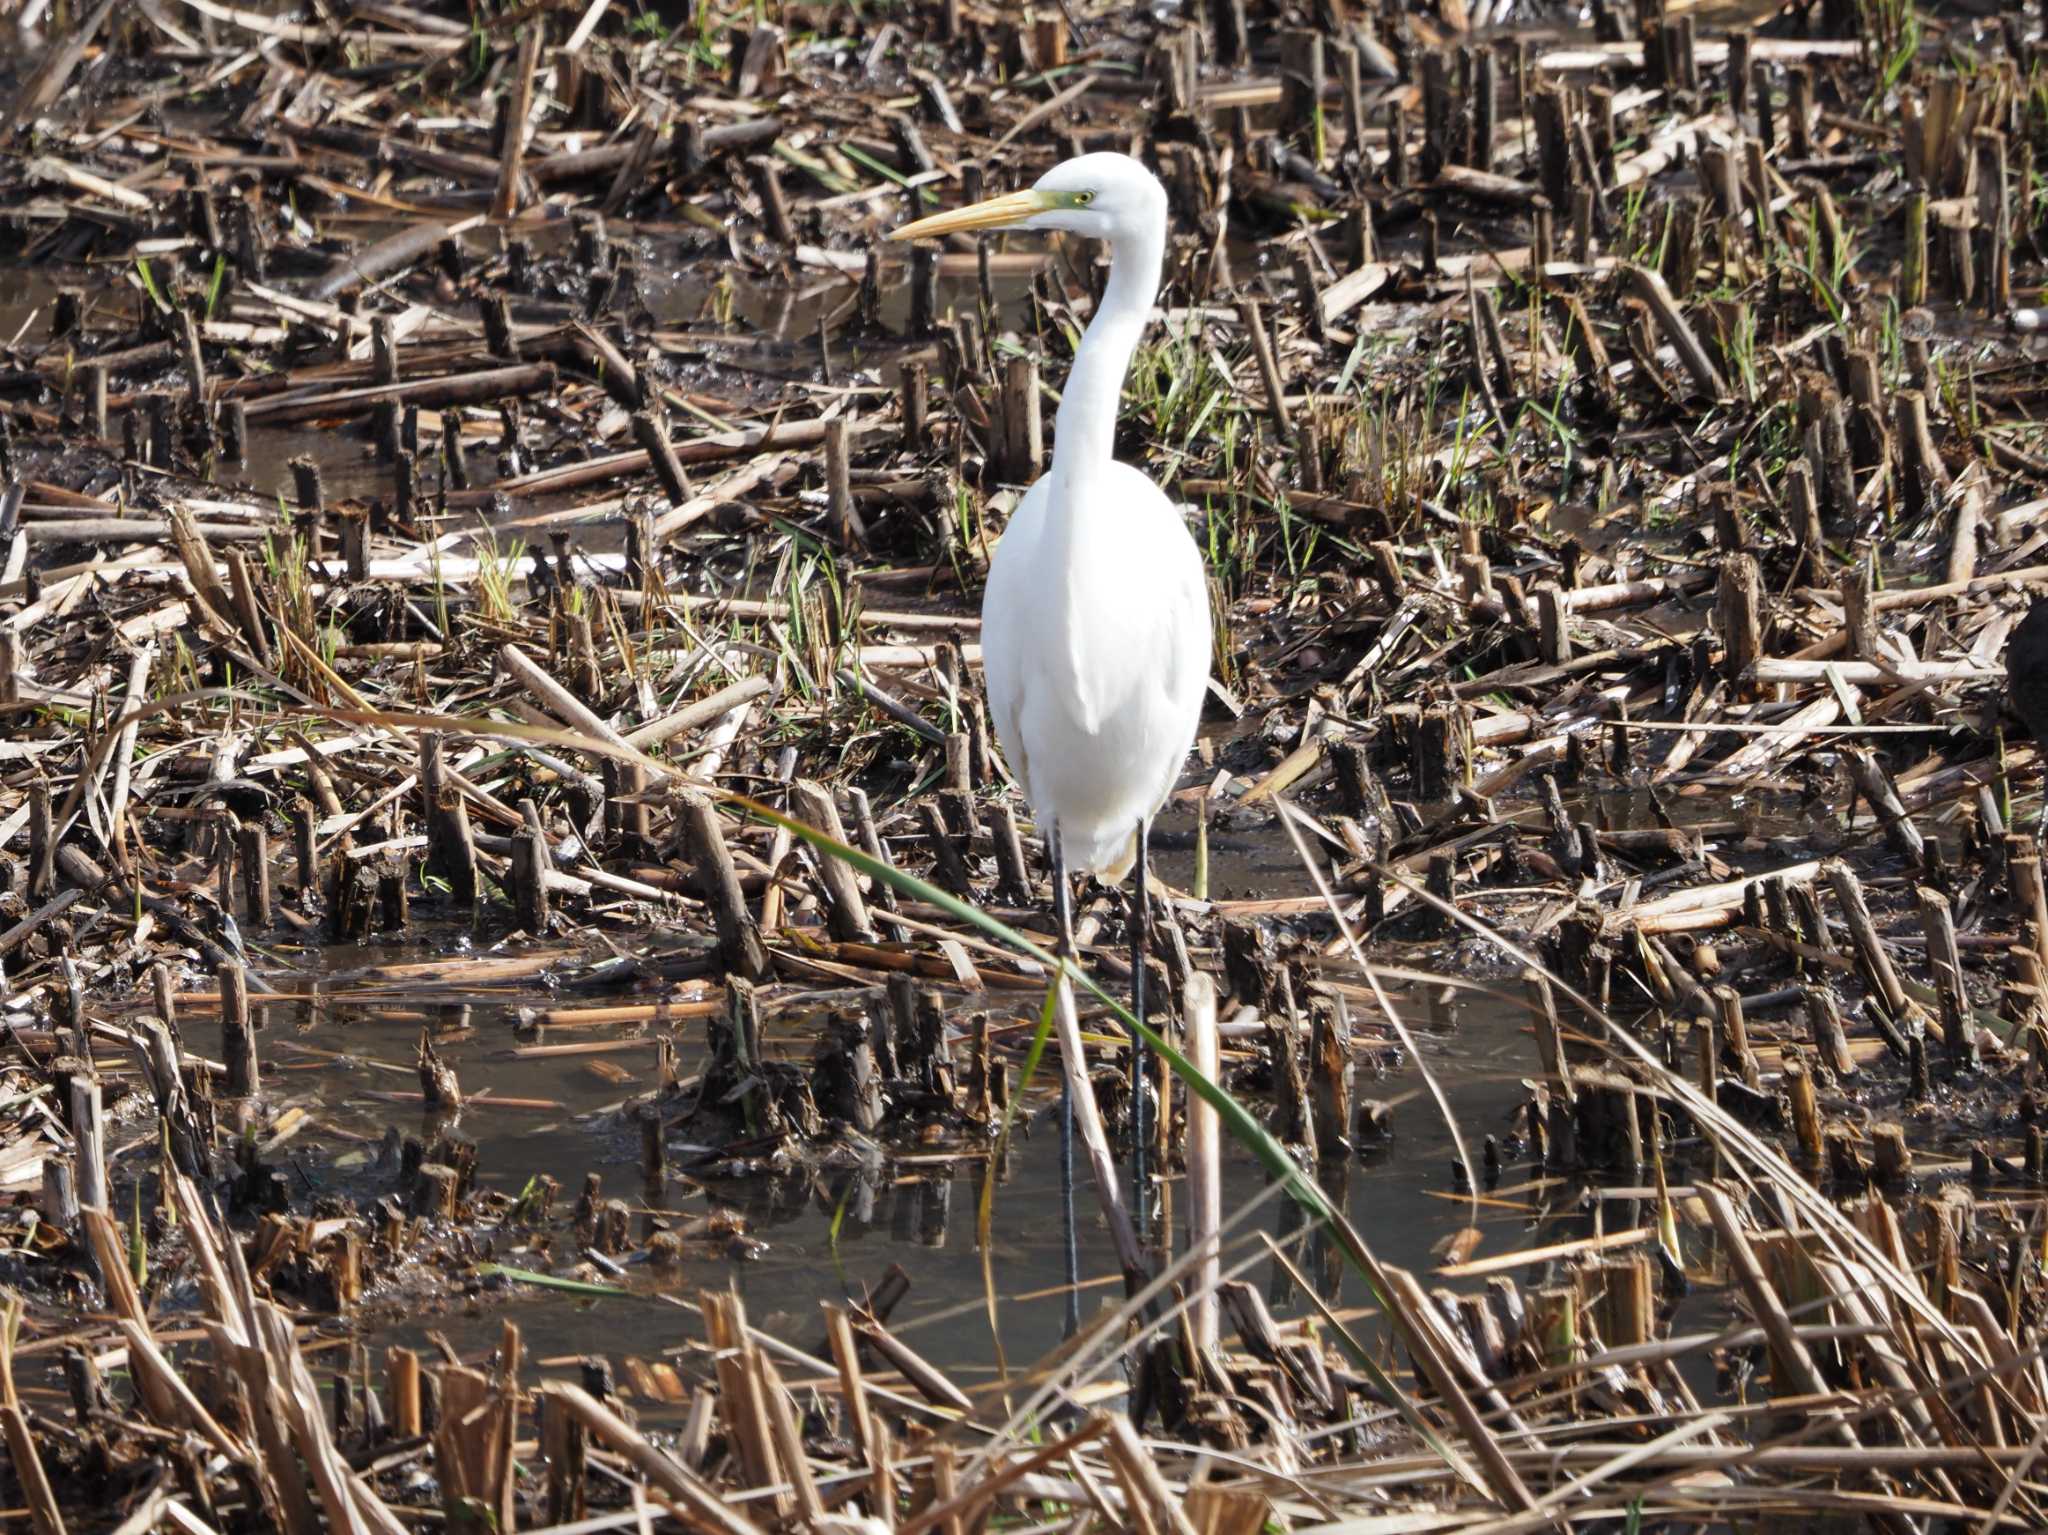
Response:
[1147,498,1214,806]
[1163,499,1214,710]
[981,467,1213,851]
[1061,471,1213,812]
[978,477,1053,805]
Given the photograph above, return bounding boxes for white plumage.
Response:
[982,462,1209,878]
[893,152,1211,882]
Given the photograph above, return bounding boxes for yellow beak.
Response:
[888,189,1052,241]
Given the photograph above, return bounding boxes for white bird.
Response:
[892,153,1211,1253]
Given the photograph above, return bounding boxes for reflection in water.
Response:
[1269,1165,1309,1309]
[1311,1156,1350,1300]
[1061,1079,1080,1337]
[135,914,1544,1397]
[918,1176,951,1248]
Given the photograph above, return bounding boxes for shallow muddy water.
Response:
[285,969,1532,1399]
[224,778,1839,1408]
[244,822,1543,1405]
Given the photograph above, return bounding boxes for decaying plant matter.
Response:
[3,0,2048,1527]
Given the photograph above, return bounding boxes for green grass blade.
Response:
[476,1264,626,1297]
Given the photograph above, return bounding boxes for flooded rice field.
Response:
[9,0,2048,1527]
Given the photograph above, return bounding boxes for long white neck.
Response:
[1049,219,1163,482]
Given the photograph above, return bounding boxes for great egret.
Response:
[891,153,1212,1266]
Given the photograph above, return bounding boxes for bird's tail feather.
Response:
[1082,826,1139,885]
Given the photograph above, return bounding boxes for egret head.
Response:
[889,152,1166,246]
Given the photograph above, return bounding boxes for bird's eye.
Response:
[1075,191,1094,205]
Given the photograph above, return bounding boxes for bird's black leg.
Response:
[1130,817,1150,1251]
[1052,827,1081,1337]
